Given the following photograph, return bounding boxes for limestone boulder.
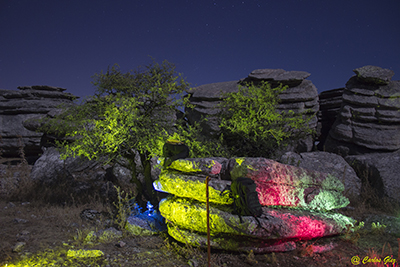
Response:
[153,170,233,205]
[280,151,361,197]
[162,157,229,176]
[247,69,311,87]
[153,157,231,204]
[29,147,112,203]
[29,147,137,204]
[29,146,166,204]
[345,150,400,202]
[167,226,297,253]
[157,157,354,252]
[324,66,400,156]
[160,196,354,252]
[226,157,350,211]
[353,65,394,85]
[155,157,349,211]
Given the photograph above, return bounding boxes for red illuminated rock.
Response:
[158,157,354,252]
[156,157,350,211]
[159,196,354,251]
[227,157,349,211]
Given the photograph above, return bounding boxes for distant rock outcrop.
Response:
[0,85,78,162]
[317,88,344,150]
[185,68,319,155]
[324,65,400,156]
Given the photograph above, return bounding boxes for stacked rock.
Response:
[155,157,354,253]
[317,88,345,150]
[324,65,400,156]
[185,68,319,154]
[0,85,77,162]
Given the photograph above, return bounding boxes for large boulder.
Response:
[153,157,232,204]
[353,65,394,85]
[185,68,319,155]
[226,157,349,211]
[345,150,400,202]
[160,196,353,239]
[280,151,361,197]
[155,157,349,211]
[29,147,116,203]
[0,85,77,162]
[167,225,297,253]
[324,66,400,156]
[159,196,354,252]
[29,146,165,204]
[155,156,353,252]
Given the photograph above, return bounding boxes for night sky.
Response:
[1,0,399,100]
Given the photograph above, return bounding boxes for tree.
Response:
[214,80,315,159]
[41,60,226,208]
[40,60,314,209]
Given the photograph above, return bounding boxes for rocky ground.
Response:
[1,163,400,267]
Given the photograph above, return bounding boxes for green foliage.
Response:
[52,60,194,163]
[113,185,133,231]
[354,221,365,232]
[38,59,316,206]
[216,81,315,158]
[38,59,209,205]
[342,221,364,243]
[371,222,387,234]
[165,120,231,159]
[44,59,226,165]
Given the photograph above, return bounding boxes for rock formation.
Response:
[280,151,361,197]
[0,85,78,162]
[317,88,344,150]
[156,157,354,252]
[346,150,400,202]
[324,65,400,156]
[185,68,319,155]
[28,145,167,205]
[29,147,117,204]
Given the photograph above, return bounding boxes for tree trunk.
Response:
[126,156,146,208]
[139,151,158,208]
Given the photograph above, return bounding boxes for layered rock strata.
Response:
[161,196,352,253]
[185,68,319,154]
[155,157,354,252]
[324,66,400,156]
[0,85,77,162]
[317,88,344,150]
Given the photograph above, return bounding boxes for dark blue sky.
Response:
[1,0,399,100]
